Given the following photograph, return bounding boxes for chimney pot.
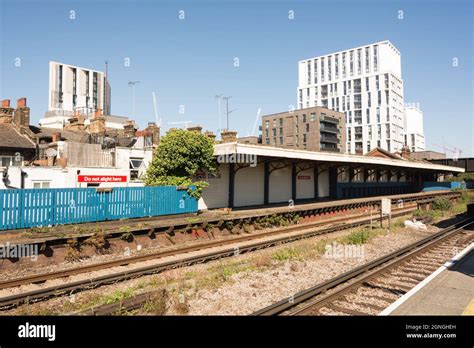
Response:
[1,99,11,108]
[17,98,27,108]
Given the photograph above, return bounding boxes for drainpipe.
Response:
[2,167,18,189]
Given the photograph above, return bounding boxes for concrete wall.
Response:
[0,166,134,189]
[199,164,229,210]
[296,168,314,199]
[318,170,329,197]
[234,162,264,207]
[269,166,292,203]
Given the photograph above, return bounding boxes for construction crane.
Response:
[431,142,463,161]
[152,92,161,127]
[167,121,192,129]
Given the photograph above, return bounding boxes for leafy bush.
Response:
[145,129,217,199]
[448,173,474,182]
[432,197,452,211]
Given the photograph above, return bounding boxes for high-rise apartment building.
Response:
[404,103,425,152]
[40,61,112,129]
[297,40,405,154]
[261,106,346,153]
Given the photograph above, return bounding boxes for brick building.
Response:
[261,106,346,153]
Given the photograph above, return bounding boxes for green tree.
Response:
[145,129,217,198]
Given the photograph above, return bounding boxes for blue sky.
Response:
[1,0,473,155]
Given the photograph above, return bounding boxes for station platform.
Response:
[382,244,474,315]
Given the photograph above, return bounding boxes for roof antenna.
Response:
[251,107,262,136]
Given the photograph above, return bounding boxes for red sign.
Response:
[297,175,311,180]
[78,175,127,183]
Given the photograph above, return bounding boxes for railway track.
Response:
[252,217,474,316]
[0,206,417,309]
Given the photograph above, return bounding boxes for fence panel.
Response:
[0,186,197,231]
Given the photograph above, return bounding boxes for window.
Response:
[366,77,369,91]
[273,119,277,127]
[265,120,269,129]
[376,75,379,90]
[366,109,370,124]
[305,123,309,132]
[279,136,283,145]
[279,118,283,126]
[357,49,362,74]
[377,90,382,106]
[303,134,307,143]
[130,158,144,180]
[368,125,372,138]
[33,181,50,189]
[307,60,311,85]
[302,114,306,123]
[349,50,354,76]
[365,47,370,73]
[376,108,381,123]
[1,155,23,167]
[272,128,276,136]
[321,57,325,82]
[367,92,371,107]
[386,107,390,122]
[373,45,378,72]
[314,59,318,84]
[310,112,316,121]
[342,53,346,77]
[328,56,332,81]
[335,54,339,78]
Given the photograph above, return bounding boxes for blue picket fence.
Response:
[0,186,198,231]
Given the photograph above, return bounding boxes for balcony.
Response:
[320,115,339,124]
[320,134,339,143]
[320,144,340,152]
[320,124,339,134]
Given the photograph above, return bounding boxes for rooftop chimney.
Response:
[123,120,137,138]
[0,99,14,124]
[89,113,106,134]
[13,97,30,132]
[66,113,86,131]
[187,125,203,133]
[52,132,62,143]
[203,130,216,141]
[220,130,238,143]
[146,122,160,145]
[400,146,411,160]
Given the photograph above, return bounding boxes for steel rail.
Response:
[252,217,474,316]
[0,207,417,309]
[0,205,416,291]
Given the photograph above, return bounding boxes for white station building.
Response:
[198,142,463,210]
[297,40,407,155]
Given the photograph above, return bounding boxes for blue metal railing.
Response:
[0,186,198,231]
